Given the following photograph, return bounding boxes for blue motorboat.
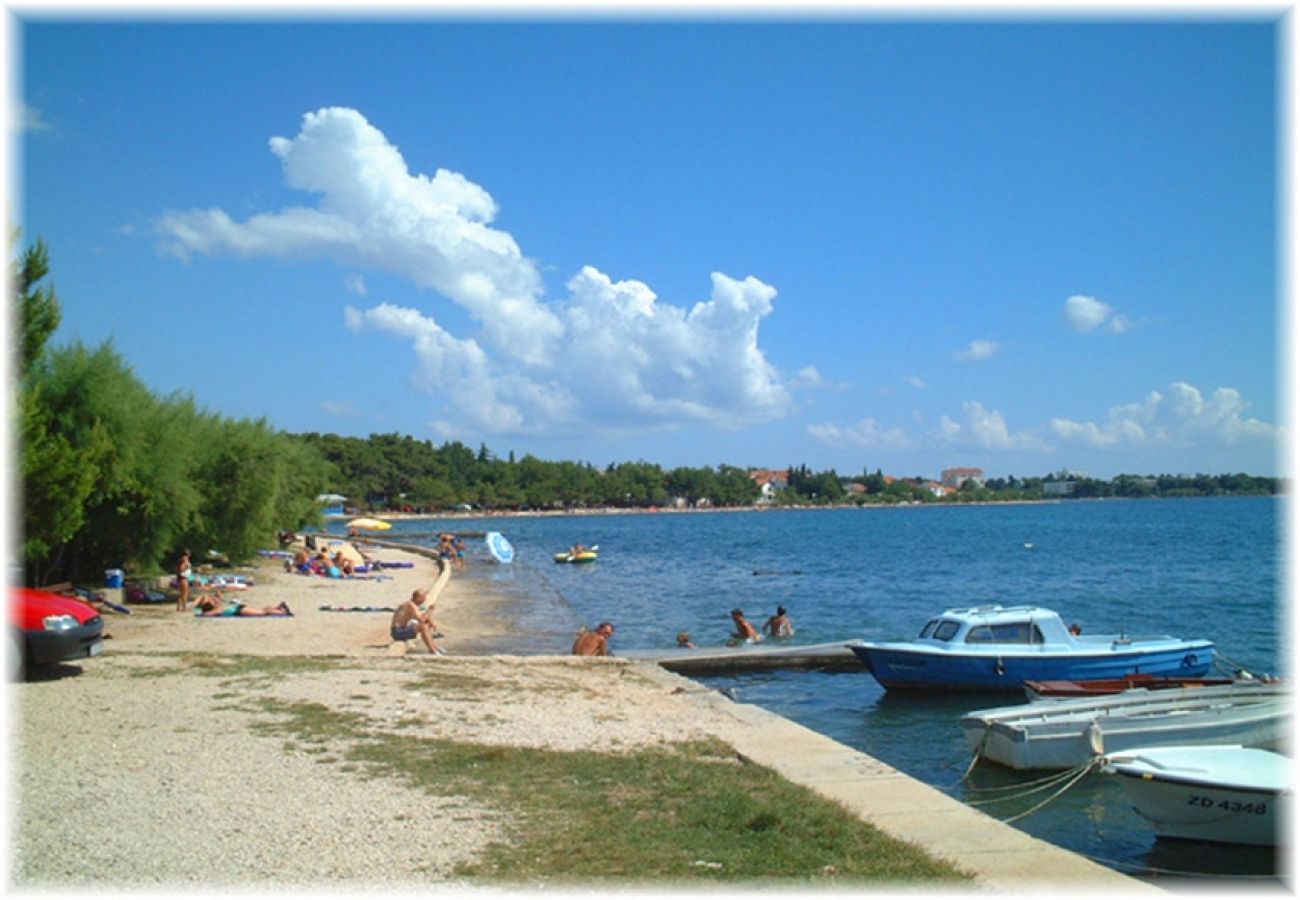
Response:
[846,605,1214,692]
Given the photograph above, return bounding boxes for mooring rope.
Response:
[963,761,1096,806]
[997,758,1103,824]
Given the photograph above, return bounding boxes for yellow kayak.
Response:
[554,550,598,564]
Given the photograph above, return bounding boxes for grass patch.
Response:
[404,668,504,699]
[124,652,345,680]
[255,698,971,886]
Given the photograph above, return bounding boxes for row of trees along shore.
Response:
[299,433,1281,514]
[18,240,331,586]
[16,238,1282,585]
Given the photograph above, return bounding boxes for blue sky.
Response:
[15,13,1286,479]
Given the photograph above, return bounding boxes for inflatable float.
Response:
[554,549,598,564]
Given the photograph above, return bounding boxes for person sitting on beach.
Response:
[285,547,312,574]
[763,606,795,638]
[728,608,762,645]
[195,591,293,618]
[331,551,355,577]
[676,630,696,649]
[572,622,615,656]
[390,588,443,656]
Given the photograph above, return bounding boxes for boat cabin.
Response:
[916,606,1079,649]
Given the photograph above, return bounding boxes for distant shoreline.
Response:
[324,493,1276,524]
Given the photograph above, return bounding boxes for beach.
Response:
[10,540,1151,891]
[9,542,764,887]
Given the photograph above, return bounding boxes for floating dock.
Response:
[625,641,861,675]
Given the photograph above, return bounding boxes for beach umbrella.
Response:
[348,517,392,531]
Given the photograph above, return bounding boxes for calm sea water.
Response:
[331,497,1288,883]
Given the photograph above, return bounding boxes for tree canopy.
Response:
[15,239,331,585]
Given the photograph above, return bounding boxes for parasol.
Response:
[485,531,515,564]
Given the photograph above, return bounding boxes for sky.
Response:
[11,8,1290,480]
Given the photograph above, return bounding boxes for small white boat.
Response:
[1103,745,1289,846]
[959,682,1289,770]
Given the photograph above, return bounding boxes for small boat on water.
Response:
[959,682,1289,771]
[1024,673,1249,700]
[554,547,598,564]
[846,605,1214,691]
[1103,745,1289,846]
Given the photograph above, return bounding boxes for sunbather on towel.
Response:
[194,591,293,618]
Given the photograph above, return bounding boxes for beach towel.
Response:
[318,605,398,613]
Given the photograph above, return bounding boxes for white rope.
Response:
[964,761,1096,807]
[999,758,1103,824]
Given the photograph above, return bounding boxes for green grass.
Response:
[255,697,972,886]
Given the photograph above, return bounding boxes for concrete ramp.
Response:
[624,640,861,674]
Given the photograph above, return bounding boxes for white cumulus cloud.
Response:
[807,418,912,450]
[156,107,796,437]
[954,339,998,362]
[1063,294,1133,334]
[1051,382,1276,449]
[935,401,1043,450]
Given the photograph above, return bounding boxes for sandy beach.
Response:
[9,541,750,888]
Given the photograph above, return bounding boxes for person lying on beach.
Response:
[390,588,443,655]
[763,606,795,638]
[728,608,762,645]
[572,622,615,656]
[194,591,293,618]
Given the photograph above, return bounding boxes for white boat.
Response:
[1103,745,1289,846]
[959,682,1289,770]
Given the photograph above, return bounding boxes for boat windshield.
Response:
[919,620,961,642]
[965,622,1045,645]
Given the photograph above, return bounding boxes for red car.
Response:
[8,587,104,678]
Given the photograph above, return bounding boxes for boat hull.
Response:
[849,640,1214,691]
[1105,746,1288,846]
[1024,675,1241,700]
[960,684,1289,770]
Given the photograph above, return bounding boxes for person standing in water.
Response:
[763,606,795,638]
[729,608,762,644]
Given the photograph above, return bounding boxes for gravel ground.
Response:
[9,546,738,891]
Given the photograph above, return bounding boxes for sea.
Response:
[327,496,1289,885]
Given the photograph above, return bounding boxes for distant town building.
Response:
[924,481,956,498]
[749,469,789,504]
[1042,480,1075,497]
[1043,468,1088,497]
[940,467,985,489]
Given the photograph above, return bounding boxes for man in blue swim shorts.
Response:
[389,588,443,655]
